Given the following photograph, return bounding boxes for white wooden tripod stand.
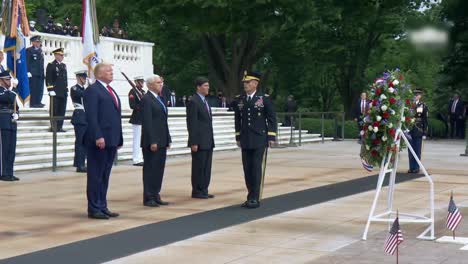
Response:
[362,122,435,240]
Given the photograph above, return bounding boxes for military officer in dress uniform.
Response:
[0,70,19,181]
[71,70,88,173]
[234,71,277,209]
[26,35,45,108]
[408,89,428,174]
[129,76,146,166]
[46,48,68,132]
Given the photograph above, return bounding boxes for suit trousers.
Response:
[86,146,117,214]
[50,96,67,130]
[241,147,266,201]
[73,124,87,168]
[191,149,213,195]
[0,129,17,177]
[142,147,167,202]
[408,135,422,171]
[29,76,44,106]
[132,124,143,164]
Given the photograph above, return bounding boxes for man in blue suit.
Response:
[84,63,123,219]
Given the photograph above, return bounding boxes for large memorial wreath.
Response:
[360,70,415,167]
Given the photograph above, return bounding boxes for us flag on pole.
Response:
[384,217,403,255]
[446,195,463,231]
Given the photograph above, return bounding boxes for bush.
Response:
[427,118,447,138]
[299,117,448,139]
[299,118,359,138]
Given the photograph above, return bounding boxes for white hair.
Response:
[146,75,161,85]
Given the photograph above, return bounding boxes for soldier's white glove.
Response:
[27,72,32,78]
[423,136,427,140]
[12,113,19,121]
[11,78,19,87]
[49,91,56,97]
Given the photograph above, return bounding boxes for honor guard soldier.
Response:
[71,70,88,173]
[0,70,19,181]
[234,71,277,209]
[129,76,146,166]
[26,35,45,108]
[408,89,428,174]
[46,48,68,132]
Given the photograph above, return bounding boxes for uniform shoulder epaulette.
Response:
[264,94,270,97]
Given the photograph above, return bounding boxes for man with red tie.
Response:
[83,63,123,219]
[354,92,369,142]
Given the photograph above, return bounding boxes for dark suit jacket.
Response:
[141,92,172,148]
[448,99,464,117]
[354,99,370,119]
[83,81,123,147]
[160,85,172,106]
[186,94,215,150]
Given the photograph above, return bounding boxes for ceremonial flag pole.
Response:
[446,191,463,240]
[1,0,31,105]
[396,210,399,264]
[82,0,101,80]
[384,211,403,264]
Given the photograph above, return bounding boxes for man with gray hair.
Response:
[141,75,171,207]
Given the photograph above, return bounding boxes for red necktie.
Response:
[107,85,119,108]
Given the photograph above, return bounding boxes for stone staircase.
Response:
[14,107,331,172]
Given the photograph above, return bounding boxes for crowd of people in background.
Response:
[28,15,129,39]
[100,19,128,39]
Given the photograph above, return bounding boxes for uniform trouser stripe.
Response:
[259,147,268,200]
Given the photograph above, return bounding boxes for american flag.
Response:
[361,158,373,172]
[384,217,403,255]
[446,195,463,231]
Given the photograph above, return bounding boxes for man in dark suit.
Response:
[234,71,277,209]
[128,76,145,166]
[71,70,88,173]
[141,75,171,207]
[354,92,369,142]
[448,93,465,139]
[83,63,123,219]
[26,36,45,108]
[46,48,68,132]
[160,76,172,107]
[187,77,215,199]
[0,70,19,181]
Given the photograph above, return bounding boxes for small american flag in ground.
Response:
[361,158,373,172]
[446,195,463,231]
[384,217,403,255]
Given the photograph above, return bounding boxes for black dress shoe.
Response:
[11,176,19,181]
[155,198,169,206]
[88,212,109,220]
[76,167,87,173]
[133,162,144,166]
[0,176,15,181]
[58,129,66,133]
[407,169,415,173]
[144,200,159,207]
[102,209,119,217]
[241,201,249,207]
[246,200,260,209]
[192,194,209,199]
[207,194,215,198]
